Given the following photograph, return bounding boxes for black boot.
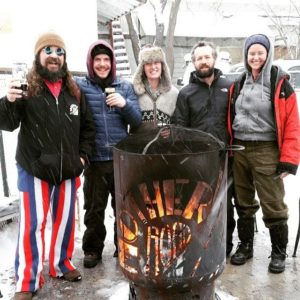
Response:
[230,217,254,265]
[268,224,288,273]
[230,242,253,265]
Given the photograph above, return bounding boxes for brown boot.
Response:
[13,292,33,300]
[61,269,82,282]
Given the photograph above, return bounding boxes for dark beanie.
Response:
[245,34,270,54]
[91,45,112,60]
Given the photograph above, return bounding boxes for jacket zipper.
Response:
[55,97,63,182]
[153,100,157,127]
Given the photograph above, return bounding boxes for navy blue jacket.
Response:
[75,40,141,161]
[75,76,141,161]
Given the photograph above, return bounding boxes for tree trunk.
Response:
[126,0,181,74]
[150,0,165,47]
[154,22,164,47]
[165,0,181,76]
[126,13,141,65]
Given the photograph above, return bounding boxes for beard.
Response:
[196,65,214,78]
[35,57,67,82]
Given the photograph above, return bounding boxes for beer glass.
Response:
[105,87,115,111]
[12,62,28,97]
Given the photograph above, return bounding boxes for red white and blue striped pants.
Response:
[15,167,80,293]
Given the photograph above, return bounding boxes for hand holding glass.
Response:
[105,87,116,111]
[12,62,28,97]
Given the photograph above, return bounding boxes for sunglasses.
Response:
[43,46,65,56]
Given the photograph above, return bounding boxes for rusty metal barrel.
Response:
[113,126,228,300]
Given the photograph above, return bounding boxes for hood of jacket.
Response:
[133,46,172,96]
[86,40,116,81]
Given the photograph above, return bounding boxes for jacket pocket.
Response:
[255,166,276,176]
[31,154,60,184]
[62,153,84,180]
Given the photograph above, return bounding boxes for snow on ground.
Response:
[1,129,300,300]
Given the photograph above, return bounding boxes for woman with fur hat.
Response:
[228,33,300,273]
[132,45,178,132]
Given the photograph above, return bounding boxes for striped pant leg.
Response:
[15,177,50,293]
[48,177,79,277]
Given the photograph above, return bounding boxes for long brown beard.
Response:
[36,57,67,82]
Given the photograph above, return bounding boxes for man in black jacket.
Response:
[174,41,236,257]
[0,31,95,300]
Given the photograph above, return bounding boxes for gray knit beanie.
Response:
[244,34,270,54]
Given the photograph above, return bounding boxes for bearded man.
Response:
[174,41,237,258]
[0,31,95,300]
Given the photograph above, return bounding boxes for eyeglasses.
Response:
[43,46,65,56]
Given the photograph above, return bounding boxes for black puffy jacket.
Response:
[174,69,232,144]
[0,83,95,185]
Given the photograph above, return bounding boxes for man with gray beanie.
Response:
[0,31,95,300]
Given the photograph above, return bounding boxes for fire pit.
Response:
[113,126,228,299]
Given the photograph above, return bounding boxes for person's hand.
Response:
[6,79,23,102]
[106,92,126,108]
[273,172,289,180]
[160,127,170,139]
[279,172,289,179]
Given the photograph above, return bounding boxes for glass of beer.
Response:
[105,87,115,111]
[12,62,28,97]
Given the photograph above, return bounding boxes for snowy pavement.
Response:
[1,173,300,300]
[1,130,300,299]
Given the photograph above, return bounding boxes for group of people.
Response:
[0,30,299,300]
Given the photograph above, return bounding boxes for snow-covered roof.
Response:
[134,0,296,39]
[97,0,147,25]
[136,9,274,38]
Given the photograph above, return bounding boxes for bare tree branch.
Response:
[165,0,182,75]
[160,0,167,13]
[259,0,300,59]
[150,0,165,47]
[125,13,140,65]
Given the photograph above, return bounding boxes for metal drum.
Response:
[113,126,228,299]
